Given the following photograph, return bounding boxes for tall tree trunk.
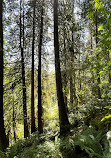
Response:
[70,61,77,108]
[38,0,44,134]
[108,51,111,84]
[95,10,101,99]
[54,0,70,135]
[70,31,74,108]
[90,27,95,84]
[63,7,68,112]
[70,74,74,107]
[107,22,111,84]
[31,0,36,133]
[64,50,68,110]
[20,0,29,137]
[79,52,81,91]
[70,1,77,108]
[70,29,77,108]
[12,89,16,142]
[0,0,7,151]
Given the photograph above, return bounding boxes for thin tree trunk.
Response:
[90,28,95,84]
[13,107,16,142]
[64,57,68,110]
[38,0,44,134]
[70,74,73,107]
[95,10,101,99]
[20,0,29,137]
[108,51,111,84]
[107,23,111,84]
[31,0,36,133]
[0,0,7,151]
[54,0,70,135]
[79,53,81,91]
[70,29,77,108]
[12,89,16,142]
[70,32,74,108]
[63,7,68,111]
[72,0,77,102]
[70,67,77,107]
[70,1,77,107]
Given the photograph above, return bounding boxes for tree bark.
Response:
[38,0,44,134]
[90,27,95,84]
[70,30,77,108]
[31,0,36,133]
[54,0,70,135]
[70,74,74,107]
[20,0,29,137]
[0,0,8,151]
[108,51,111,84]
[12,89,16,142]
[63,8,68,112]
[95,10,101,99]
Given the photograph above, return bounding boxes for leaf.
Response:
[88,12,94,18]
[105,106,111,109]
[99,71,104,75]
[98,25,103,31]
[95,2,99,9]
[101,115,111,122]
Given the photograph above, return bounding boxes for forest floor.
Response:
[0,126,111,158]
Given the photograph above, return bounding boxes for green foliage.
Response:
[6,132,39,158]
[3,126,111,158]
[74,127,110,158]
[101,115,111,122]
[6,132,61,158]
[59,136,75,158]
[0,151,5,158]
[98,25,103,31]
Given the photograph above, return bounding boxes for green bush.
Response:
[73,126,110,158]
[0,150,5,158]
[4,126,111,158]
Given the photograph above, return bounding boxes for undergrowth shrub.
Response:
[73,126,111,158]
[3,126,111,158]
[0,150,5,158]
[6,132,39,158]
[59,136,75,158]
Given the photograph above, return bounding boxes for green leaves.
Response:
[98,25,103,31]
[101,115,111,122]
[95,1,99,10]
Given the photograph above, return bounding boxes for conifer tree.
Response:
[31,0,36,133]
[38,0,44,134]
[54,0,70,135]
[20,0,29,137]
[0,0,8,151]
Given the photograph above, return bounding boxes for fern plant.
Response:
[73,126,110,158]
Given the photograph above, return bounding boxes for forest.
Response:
[0,0,111,157]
